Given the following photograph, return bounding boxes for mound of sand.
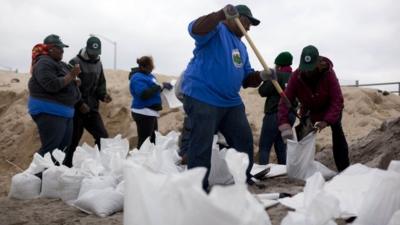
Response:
[316,116,400,170]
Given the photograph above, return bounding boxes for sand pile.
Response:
[316,116,400,170]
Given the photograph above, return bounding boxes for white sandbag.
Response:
[225,148,249,184]
[8,172,41,200]
[204,185,271,225]
[25,152,53,175]
[72,143,101,168]
[251,163,287,179]
[267,164,287,178]
[155,131,180,152]
[208,135,234,186]
[280,164,400,222]
[58,169,85,204]
[255,194,280,208]
[100,134,129,159]
[281,211,337,225]
[78,176,117,198]
[124,162,271,225]
[281,174,339,225]
[40,166,67,198]
[161,80,183,109]
[40,149,68,198]
[388,160,400,173]
[387,210,400,225]
[287,132,336,180]
[353,170,400,225]
[74,187,123,217]
[116,180,125,194]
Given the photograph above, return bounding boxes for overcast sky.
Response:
[1,0,399,86]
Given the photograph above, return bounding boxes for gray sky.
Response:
[1,0,399,86]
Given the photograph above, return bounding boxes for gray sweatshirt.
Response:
[29,55,81,107]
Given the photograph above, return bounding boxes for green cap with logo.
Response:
[44,34,69,48]
[86,36,102,55]
[299,45,319,72]
[235,5,260,26]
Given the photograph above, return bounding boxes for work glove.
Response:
[78,102,90,114]
[314,121,328,132]
[279,123,293,143]
[260,69,277,81]
[162,82,173,91]
[222,4,239,20]
[103,94,112,103]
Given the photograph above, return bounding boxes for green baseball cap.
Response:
[299,45,319,72]
[86,36,102,55]
[44,34,69,48]
[235,5,260,26]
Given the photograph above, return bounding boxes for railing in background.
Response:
[341,81,400,95]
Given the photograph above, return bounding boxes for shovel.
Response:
[234,18,293,109]
[295,116,317,141]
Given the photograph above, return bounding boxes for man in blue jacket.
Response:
[181,4,274,190]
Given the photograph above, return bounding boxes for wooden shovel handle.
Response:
[234,18,292,108]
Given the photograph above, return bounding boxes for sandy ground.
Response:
[0,69,399,225]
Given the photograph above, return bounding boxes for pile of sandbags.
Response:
[9,135,129,217]
[124,143,271,225]
[279,161,400,225]
[8,131,271,224]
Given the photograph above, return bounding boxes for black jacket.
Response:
[258,69,296,114]
[69,48,107,111]
[29,55,80,107]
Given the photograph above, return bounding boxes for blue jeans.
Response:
[183,95,253,189]
[259,112,295,165]
[31,113,73,159]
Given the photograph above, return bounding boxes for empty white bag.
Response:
[286,132,336,180]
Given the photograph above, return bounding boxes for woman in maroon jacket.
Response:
[278,45,350,172]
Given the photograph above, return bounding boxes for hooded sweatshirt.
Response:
[69,48,107,111]
[278,56,344,125]
[258,66,295,114]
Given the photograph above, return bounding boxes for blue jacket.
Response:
[181,21,254,107]
[130,72,162,110]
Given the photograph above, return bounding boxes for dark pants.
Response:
[64,111,108,167]
[178,115,191,157]
[131,112,158,149]
[330,116,350,172]
[259,112,296,165]
[183,96,254,190]
[31,113,73,158]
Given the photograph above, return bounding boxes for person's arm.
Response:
[322,71,344,124]
[242,71,262,88]
[192,10,226,35]
[95,66,108,101]
[278,72,298,125]
[140,85,162,100]
[34,59,78,93]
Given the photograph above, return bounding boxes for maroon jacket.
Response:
[278,56,344,125]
